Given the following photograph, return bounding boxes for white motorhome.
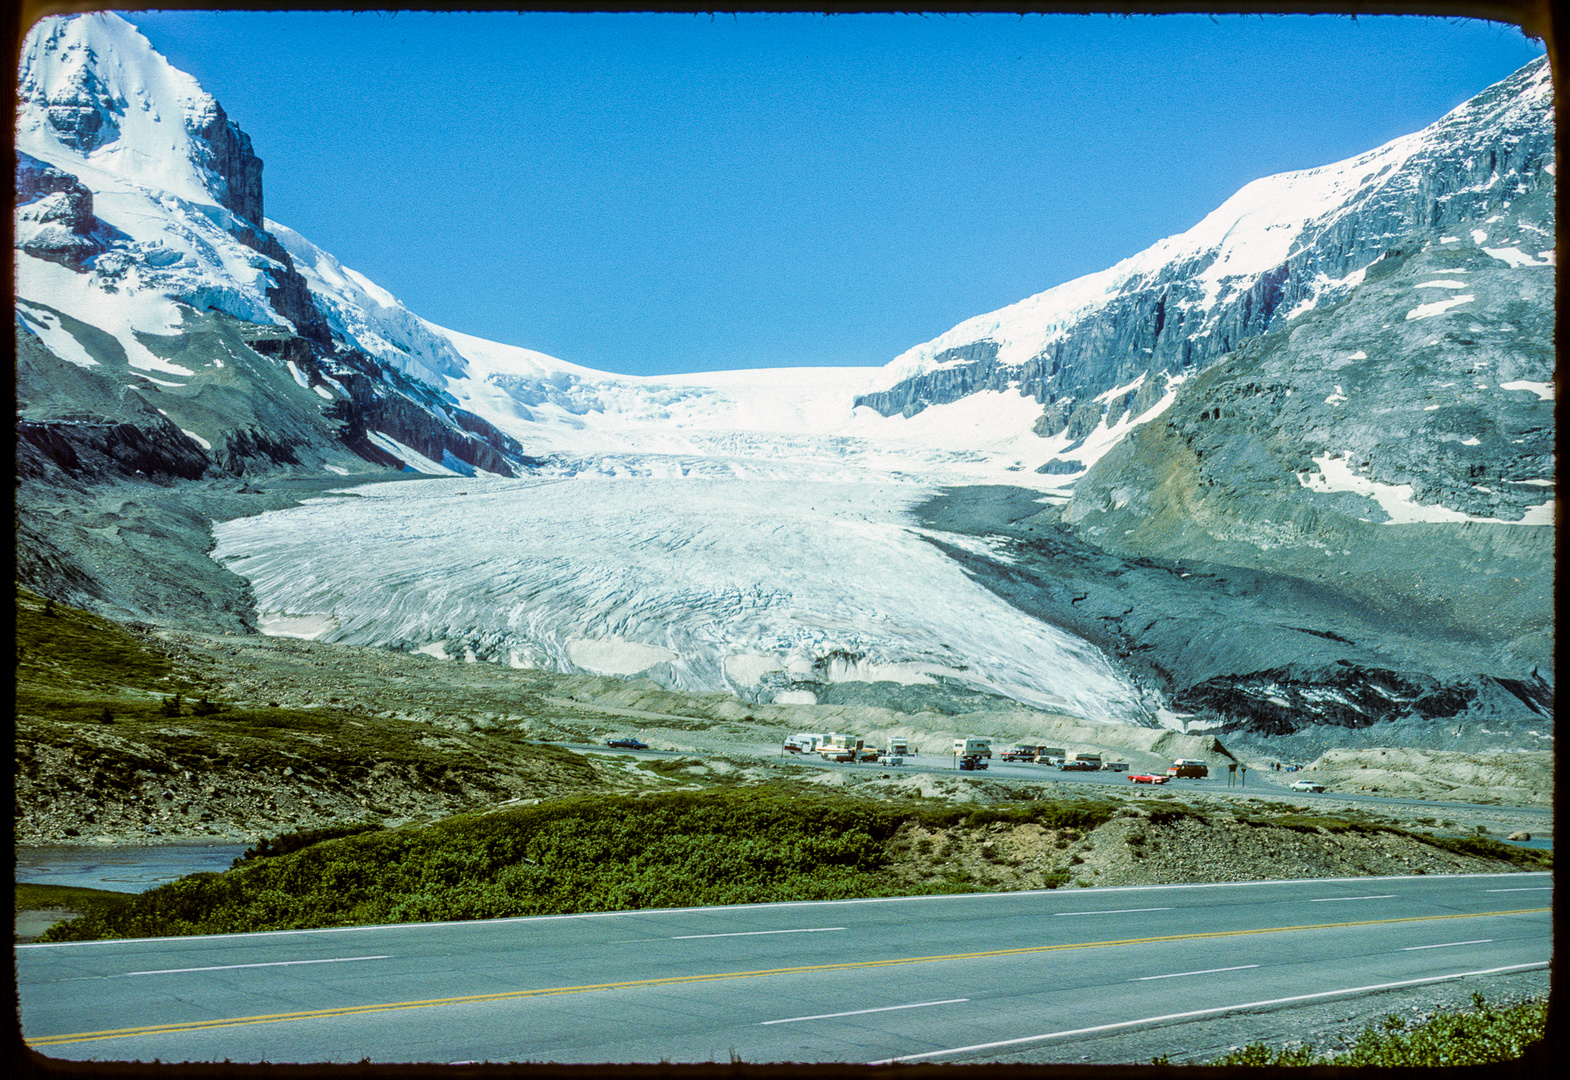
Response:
[952,738,992,759]
[785,733,829,754]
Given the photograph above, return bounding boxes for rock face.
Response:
[857,58,1554,459]
[857,56,1556,752]
[187,96,265,227]
[17,417,211,484]
[1062,183,1555,663]
[13,151,120,269]
[33,51,123,152]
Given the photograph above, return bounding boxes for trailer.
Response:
[818,736,876,763]
[784,733,831,754]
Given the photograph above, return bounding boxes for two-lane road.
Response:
[18,872,1550,1064]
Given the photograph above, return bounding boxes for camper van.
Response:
[952,738,992,759]
[1166,759,1209,778]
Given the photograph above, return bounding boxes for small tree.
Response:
[192,697,220,717]
[160,694,183,717]
[99,707,114,725]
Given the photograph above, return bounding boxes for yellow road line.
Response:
[29,906,1549,1046]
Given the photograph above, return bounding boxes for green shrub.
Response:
[39,788,1114,942]
[233,822,386,867]
[1200,994,1546,1067]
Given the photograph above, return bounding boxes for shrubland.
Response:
[38,787,1117,941]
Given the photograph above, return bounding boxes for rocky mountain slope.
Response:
[13,12,1553,755]
[15,13,527,486]
[1050,157,1555,746]
[858,58,1554,469]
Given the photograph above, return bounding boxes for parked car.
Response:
[606,737,648,750]
[1289,779,1326,793]
[1059,759,1098,771]
[1128,773,1170,784]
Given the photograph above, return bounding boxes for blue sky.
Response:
[122,10,1545,377]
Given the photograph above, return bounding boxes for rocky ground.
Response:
[15,619,1553,848]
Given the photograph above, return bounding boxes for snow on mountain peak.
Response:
[17,12,248,220]
[879,55,1553,385]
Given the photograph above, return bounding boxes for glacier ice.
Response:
[211,473,1151,723]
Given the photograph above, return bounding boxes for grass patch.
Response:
[15,587,197,698]
[15,883,137,920]
[16,593,600,802]
[1421,834,1551,870]
[234,822,385,866]
[637,757,704,776]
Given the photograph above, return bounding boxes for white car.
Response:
[1289,779,1325,793]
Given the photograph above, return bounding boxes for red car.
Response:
[1128,773,1170,784]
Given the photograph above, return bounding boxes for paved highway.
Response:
[17,872,1549,1065]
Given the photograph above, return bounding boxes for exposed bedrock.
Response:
[913,485,1551,753]
[13,151,123,270]
[186,96,265,228]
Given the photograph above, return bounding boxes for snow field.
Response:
[1297,454,1555,525]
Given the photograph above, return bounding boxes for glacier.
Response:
[210,473,1153,722]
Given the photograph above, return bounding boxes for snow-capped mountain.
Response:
[857,56,1554,475]
[14,12,1553,746]
[16,12,526,480]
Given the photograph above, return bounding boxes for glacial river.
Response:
[15,843,249,893]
